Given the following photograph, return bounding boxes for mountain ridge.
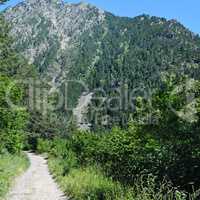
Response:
[4,0,200,131]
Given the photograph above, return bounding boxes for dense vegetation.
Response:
[0,10,31,199]
[2,1,200,199]
[86,14,200,129]
[35,74,200,199]
[4,2,200,132]
[37,139,184,200]
[0,15,28,153]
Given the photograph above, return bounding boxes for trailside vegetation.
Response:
[0,13,31,198]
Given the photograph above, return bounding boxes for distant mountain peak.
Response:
[4,0,200,130]
[25,0,64,6]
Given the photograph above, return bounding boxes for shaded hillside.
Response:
[4,0,200,131]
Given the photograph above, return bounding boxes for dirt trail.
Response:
[6,152,67,200]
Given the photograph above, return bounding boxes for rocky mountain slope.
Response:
[4,0,200,131]
[5,0,105,90]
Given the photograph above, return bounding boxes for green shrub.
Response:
[36,138,52,154]
[42,135,192,199]
[48,150,77,177]
[0,76,28,154]
[48,154,189,200]
[70,131,100,165]
[48,157,65,178]
[0,130,26,154]
[69,127,163,185]
[130,175,188,200]
[50,138,70,158]
[97,126,165,184]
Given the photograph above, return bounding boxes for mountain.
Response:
[4,0,200,132]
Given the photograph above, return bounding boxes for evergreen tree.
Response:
[0,14,31,153]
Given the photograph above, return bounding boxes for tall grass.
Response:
[38,138,199,200]
[49,159,126,200]
[59,166,123,200]
[48,156,190,200]
[0,153,29,199]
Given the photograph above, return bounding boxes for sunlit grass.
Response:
[0,153,29,199]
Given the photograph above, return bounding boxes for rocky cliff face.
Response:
[5,0,105,92]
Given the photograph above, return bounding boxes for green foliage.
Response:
[89,76,200,192]
[61,75,200,193]
[131,175,188,200]
[40,138,126,199]
[0,15,35,154]
[38,138,78,176]
[36,138,52,154]
[132,76,200,191]
[46,139,186,200]
[0,76,28,154]
[35,76,200,198]
[0,153,29,199]
[49,152,77,178]
[57,166,124,200]
[70,131,101,165]
[0,15,35,78]
[68,127,163,185]
[50,138,71,158]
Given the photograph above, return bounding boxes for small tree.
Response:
[0,76,28,154]
[133,75,200,191]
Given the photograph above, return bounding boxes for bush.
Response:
[49,159,186,200]
[131,175,187,200]
[0,76,28,154]
[36,138,52,154]
[69,127,164,185]
[70,131,100,165]
[48,151,77,177]
[39,136,191,199]
[50,138,70,158]
[0,130,26,154]
[98,126,165,184]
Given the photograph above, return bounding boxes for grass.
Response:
[62,167,127,200]
[41,138,189,200]
[48,159,126,200]
[48,156,190,200]
[0,153,29,199]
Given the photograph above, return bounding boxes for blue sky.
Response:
[1,0,199,35]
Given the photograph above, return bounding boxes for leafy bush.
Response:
[48,151,77,177]
[125,175,189,200]
[36,138,52,154]
[50,138,70,158]
[68,127,163,185]
[48,156,187,200]
[70,131,100,165]
[0,130,26,154]
[67,77,200,193]
[0,76,28,154]
[36,76,200,196]
[39,134,197,199]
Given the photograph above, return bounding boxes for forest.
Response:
[1,0,200,199]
